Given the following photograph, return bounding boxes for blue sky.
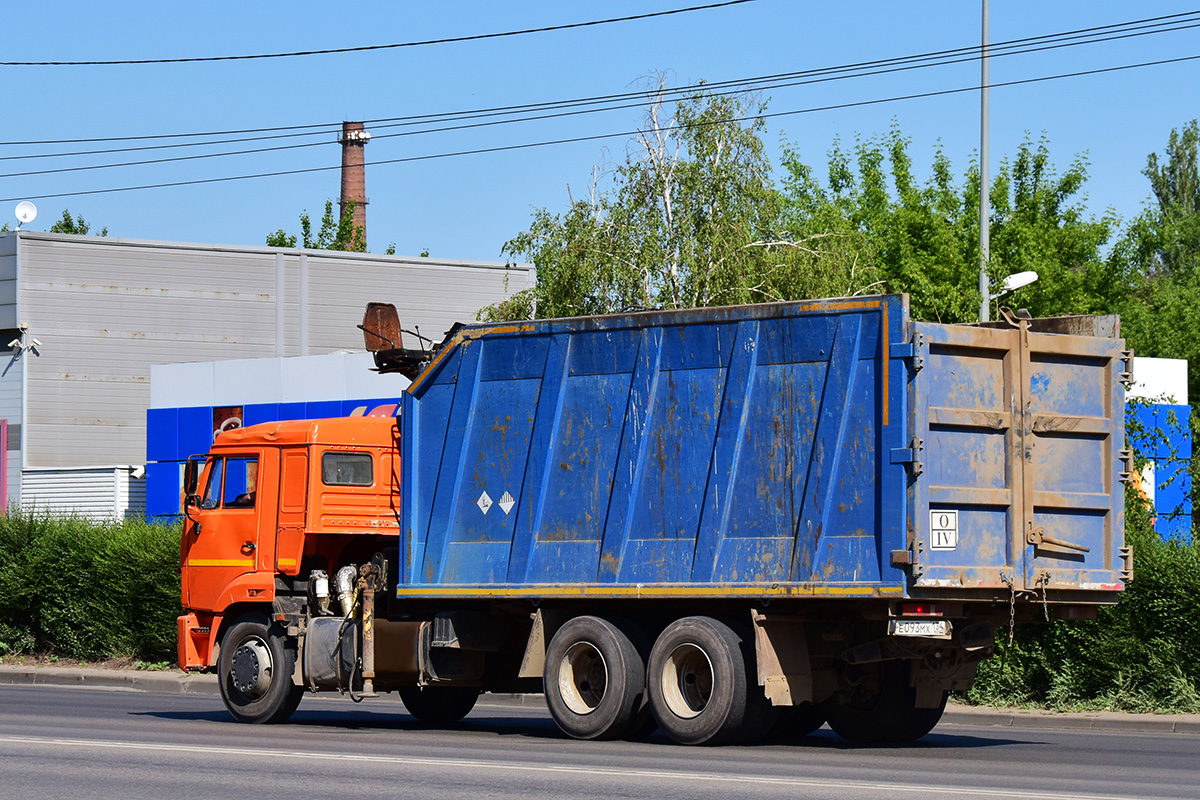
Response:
[1,1,1197,261]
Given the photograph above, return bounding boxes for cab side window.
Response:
[322,452,373,486]
[223,456,259,508]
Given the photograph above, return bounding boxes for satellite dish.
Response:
[14,201,37,229]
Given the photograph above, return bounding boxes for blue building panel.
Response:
[305,401,342,420]
[244,403,281,426]
[1160,404,1192,459]
[277,402,308,421]
[146,408,179,462]
[177,406,213,460]
[1127,403,1159,459]
[146,461,182,517]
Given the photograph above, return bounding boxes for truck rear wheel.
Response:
[398,686,480,725]
[825,661,946,744]
[218,616,303,724]
[771,702,826,739]
[647,616,749,746]
[544,616,646,740]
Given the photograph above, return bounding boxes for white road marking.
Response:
[0,734,1156,800]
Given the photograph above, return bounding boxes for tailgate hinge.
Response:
[890,539,924,578]
[889,436,924,477]
[1118,348,1135,389]
[1120,545,1134,583]
[889,331,926,372]
[1118,448,1136,483]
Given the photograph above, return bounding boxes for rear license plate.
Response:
[889,619,952,637]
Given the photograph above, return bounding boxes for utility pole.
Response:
[978,0,991,322]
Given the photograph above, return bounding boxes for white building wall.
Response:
[1128,357,1189,404]
[0,233,20,508]
[150,352,410,409]
[20,467,144,521]
[0,231,530,471]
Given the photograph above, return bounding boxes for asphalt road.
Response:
[1,684,1196,800]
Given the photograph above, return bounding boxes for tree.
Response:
[1109,120,1200,407]
[49,209,107,237]
[780,128,1115,323]
[266,200,364,252]
[483,83,877,322]
[1142,120,1200,276]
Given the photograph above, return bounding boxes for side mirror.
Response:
[182,459,202,524]
[183,458,200,495]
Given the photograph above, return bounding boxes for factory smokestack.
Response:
[338,121,370,249]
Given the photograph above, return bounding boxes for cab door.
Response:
[181,452,266,613]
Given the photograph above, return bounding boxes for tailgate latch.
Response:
[1026,522,1091,553]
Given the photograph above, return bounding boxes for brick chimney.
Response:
[338,121,370,248]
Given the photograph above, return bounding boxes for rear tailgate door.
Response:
[912,318,1127,593]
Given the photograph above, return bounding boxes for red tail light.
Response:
[898,602,944,617]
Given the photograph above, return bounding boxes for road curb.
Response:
[0,666,220,696]
[942,703,1200,735]
[2,666,1196,734]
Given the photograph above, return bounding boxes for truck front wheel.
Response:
[217,616,303,724]
[647,616,749,746]
[544,616,646,741]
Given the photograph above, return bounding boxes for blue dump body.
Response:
[398,296,1128,601]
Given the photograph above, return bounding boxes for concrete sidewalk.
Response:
[2,664,1198,734]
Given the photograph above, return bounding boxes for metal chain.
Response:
[1039,573,1050,622]
[1000,572,1017,672]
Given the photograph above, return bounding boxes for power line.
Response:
[4,52,1195,204]
[0,1,754,67]
[3,14,1197,179]
[4,7,1197,149]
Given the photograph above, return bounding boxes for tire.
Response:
[647,616,749,746]
[825,661,947,744]
[544,616,646,740]
[398,686,480,725]
[770,702,826,739]
[218,615,302,724]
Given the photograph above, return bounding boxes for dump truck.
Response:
[178,295,1132,745]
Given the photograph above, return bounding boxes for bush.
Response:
[0,514,180,662]
[966,487,1200,712]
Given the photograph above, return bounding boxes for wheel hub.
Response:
[230,637,273,699]
[660,643,713,719]
[559,641,608,715]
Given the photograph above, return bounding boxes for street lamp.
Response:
[988,270,1038,305]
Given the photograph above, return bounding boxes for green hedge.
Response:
[966,492,1200,712]
[0,504,1198,712]
[0,514,180,662]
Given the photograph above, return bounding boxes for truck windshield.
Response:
[200,457,224,509]
[198,455,260,509]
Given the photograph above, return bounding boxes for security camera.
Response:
[6,339,19,350]
[30,338,41,348]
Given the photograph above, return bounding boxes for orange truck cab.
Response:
[178,415,403,722]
